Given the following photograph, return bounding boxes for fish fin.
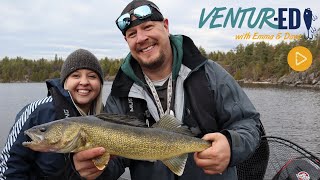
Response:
[79,129,87,146]
[92,152,110,170]
[162,154,188,176]
[152,114,194,136]
[95,113,147,127]
[67,129,88,153]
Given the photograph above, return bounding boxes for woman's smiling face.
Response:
[64,69,101,111]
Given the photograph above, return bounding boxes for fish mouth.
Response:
[22,130,50,152]
[23,130,44,145]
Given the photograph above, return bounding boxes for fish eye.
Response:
[40,127,46,132]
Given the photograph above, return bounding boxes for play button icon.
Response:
[295,52,307,66]
[288,46,312,72]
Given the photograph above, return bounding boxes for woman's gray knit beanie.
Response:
[60,49,103,84]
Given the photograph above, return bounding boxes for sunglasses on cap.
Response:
[116,4,161,31]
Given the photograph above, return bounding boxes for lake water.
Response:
[0,82,319,158]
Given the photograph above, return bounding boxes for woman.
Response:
[0,49,104,179]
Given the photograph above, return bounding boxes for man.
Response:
[73,0,262,179]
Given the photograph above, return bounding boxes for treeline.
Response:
[199,32,320,81]
[0,55,122,82]
[1,32,319,83]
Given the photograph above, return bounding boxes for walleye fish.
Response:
[22,113,211,176]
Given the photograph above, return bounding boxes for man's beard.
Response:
[140,52,166,70]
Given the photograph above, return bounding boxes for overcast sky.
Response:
[1,0,319,60]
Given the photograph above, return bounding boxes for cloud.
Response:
[0,0,319,60]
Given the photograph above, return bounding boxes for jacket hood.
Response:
[46,78,71,99]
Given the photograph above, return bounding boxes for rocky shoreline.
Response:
[238,71,320,90]
[3,72,320,90]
